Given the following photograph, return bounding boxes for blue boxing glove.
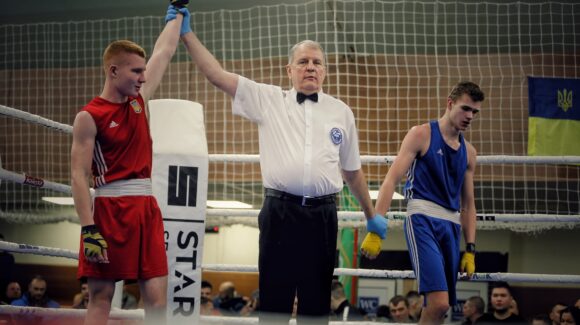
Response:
[165,5,179,24]
[178,7,192,36]
[366,214,388,239]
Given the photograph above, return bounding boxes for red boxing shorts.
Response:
[78,195,168,280]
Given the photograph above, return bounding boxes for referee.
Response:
[175,7,387,323]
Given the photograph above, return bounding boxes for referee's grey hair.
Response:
[288,40,327,65]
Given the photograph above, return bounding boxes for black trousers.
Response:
[258,195,338,325]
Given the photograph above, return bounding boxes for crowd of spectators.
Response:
[1,272,578,325]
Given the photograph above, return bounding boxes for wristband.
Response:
[81,224,99,234]
[466,242,476,253]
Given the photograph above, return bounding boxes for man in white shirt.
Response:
[174,6,387,324]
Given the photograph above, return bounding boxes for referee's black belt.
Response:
[264,188,336,207]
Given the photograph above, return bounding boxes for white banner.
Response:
[149,99,208,323]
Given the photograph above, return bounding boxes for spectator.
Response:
[240,289,260,317]
[375,304,391,322]
[477,282,525,324]
[199,281,219,315]
[0,234,15,293]
[122,285,138,310]
[213,281,245,315]
[72,279,89,309]
[11,275,59,308]
[389,295,412,323]
[406,290,424,321]
[560,306,580,325]
[531,314,552,325]
[329,280,366,321]
[575,300,580,309]
[201,280,213,301]
[0,281,18,324]
[551,303,569,325]
[200,296,221,316]
[462,296,485,325]
[1,281,21,305]
[510,299,520,315]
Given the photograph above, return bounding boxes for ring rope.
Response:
[4,210,577,232]
[2,240,580,284]
[0,166,76,195]
[0,306,394,325]
[0,212,78,224]
[198,316,385,325]
[205,212,580,234]
[0,167,578,225]
[3,103,580,165]
[2,210,578,231]
[0,240,78,260]
[205,210,580,223]
[0,305,142,320]
[0,104,73,134]
[2,212,579,232]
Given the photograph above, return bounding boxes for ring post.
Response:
[149,99,209,324]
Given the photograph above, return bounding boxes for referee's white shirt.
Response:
[232,76,362,197]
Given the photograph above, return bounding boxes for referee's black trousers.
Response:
[258,195,338,325]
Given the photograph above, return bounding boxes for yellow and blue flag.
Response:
[528,76,580,155]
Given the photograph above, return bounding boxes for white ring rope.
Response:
[362,155,580,165]
[205,210,580,223]
[2,105,580,230]
[0,104,73,134]
[0,305,396,325]
[0,166,75,195]
[178,154,580,164]
[2,104,580,165]
[204,211,580,232]
[2,164,578,229]
[2,208,578,231]
[3,210,578,232]
[0,163,578,224]
[0,212,78,224]
[2,240,580,284]
[200,315,257,324]
[0,305,143,320]
[199,316,393,325]
[0,240,78,259]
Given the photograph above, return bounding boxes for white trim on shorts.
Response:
[406,199,460,224]
[94,178,153,197]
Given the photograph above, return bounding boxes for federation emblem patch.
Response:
[130,99,142,113]
[330,127,343,145]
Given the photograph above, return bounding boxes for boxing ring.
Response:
[1,237,580,324]
[1,103,580,324]
[2,1,580,322]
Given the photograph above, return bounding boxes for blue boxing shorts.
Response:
[404,213,461,305]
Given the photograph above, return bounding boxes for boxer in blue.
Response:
[375,81,484,325]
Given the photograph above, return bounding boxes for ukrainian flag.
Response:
[528,76,580,156]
